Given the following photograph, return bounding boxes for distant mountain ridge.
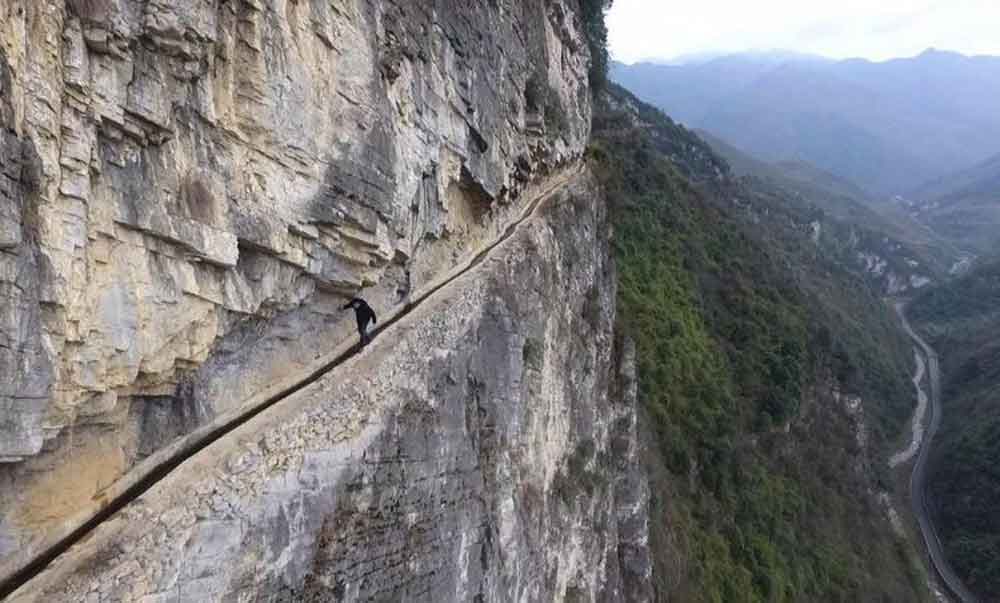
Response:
[648,49,830,67]
[612,49,1000,197]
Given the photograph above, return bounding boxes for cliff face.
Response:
[0,0,642,593]
[11,169,651,602]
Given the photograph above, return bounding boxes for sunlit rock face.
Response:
[0,0,599,580]
[10,170,652,602]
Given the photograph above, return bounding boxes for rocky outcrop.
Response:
[0,0,596,576]
[1,42,55,468]
[10,170,651,602]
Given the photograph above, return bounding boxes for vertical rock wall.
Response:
[12,171,651,602]
[0,0,595,572]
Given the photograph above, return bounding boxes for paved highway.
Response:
[896,303,979,603]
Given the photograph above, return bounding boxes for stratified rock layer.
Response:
[12,170,651,602]
[0,0,594,572]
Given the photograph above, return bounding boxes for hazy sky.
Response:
[607,0,1000,64]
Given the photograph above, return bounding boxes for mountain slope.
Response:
[912,151,1000,202]
[592,84,929,602]
[612,50,1000,196]
[904,152,1000,254]
[698,130,957,289]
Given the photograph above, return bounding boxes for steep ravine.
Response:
[4,1,949,600]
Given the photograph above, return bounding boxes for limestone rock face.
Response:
[0,46,56,467]
[0,0,596,573]
[12,171,651,602]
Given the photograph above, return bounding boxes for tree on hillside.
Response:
[581,0,613,91]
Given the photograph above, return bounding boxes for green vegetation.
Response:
[581,0,613,91]
[592,84,929,601]
[909,258,1000,599]
[908,152,1000,255]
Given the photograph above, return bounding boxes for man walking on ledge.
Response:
[343,297,377,345]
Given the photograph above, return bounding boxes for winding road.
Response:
[890,349,927,468]
[895,303,979,603]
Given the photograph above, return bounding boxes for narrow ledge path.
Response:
[895,302,979,603]
[0,163,584,601]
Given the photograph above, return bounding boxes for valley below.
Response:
[895,304,979,603]
[612,45,1000,601]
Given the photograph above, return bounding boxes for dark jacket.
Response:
[343,298,377,326]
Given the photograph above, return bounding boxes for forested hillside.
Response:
[909,259,1000,599]
[904,152,1000,255]
[698,131,959,286]
[592,84,929,601]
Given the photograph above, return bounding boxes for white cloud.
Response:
[607,0,1000,63]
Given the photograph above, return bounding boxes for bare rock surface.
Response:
[12,170,651,602]
[0,0,595,572]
